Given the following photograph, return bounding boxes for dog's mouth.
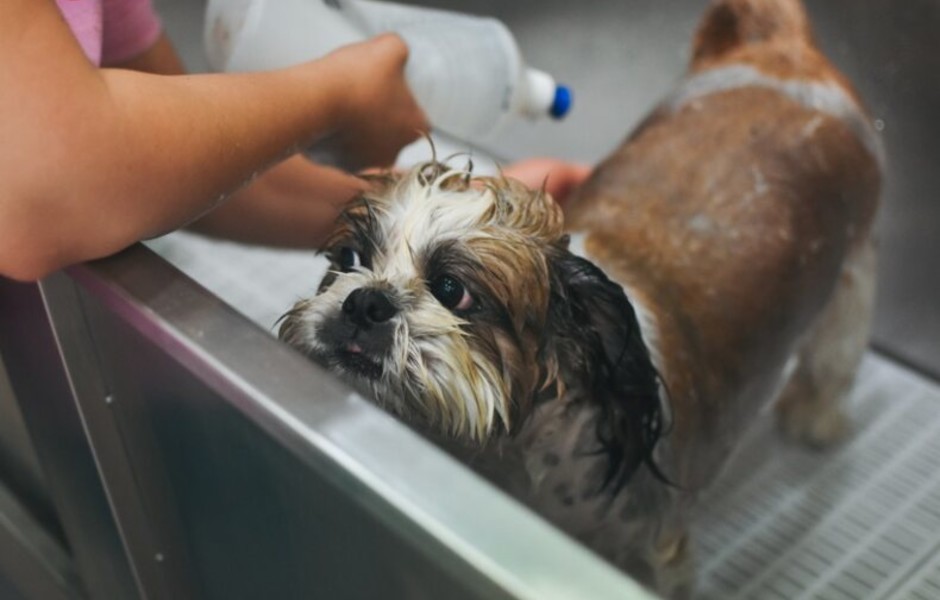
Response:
[310,316,394,382]
[328,342,384,380]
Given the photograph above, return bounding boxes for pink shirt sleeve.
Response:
[55,0,103,65]
[100,0,163,65]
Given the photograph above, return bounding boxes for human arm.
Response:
[0,0,426,281]
[185,155,368,248]
[100,29,587,249]
[192,155,594,248]
[110,24,586,249]
[110,29,373,249]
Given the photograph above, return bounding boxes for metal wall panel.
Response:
[0,278,138,600]
[0,355,61,546]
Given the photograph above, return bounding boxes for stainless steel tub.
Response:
[0,248,654,599]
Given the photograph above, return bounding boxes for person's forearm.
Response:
[0,0,387,280]
[109,34,363,250]
[188,156,368,248]
[98,65,345,229]
[108,33,186,74]
[3,64,348,280]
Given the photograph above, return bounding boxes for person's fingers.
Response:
[324,34,429,170]
[503,158,592,206]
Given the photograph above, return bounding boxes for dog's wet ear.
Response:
[542,249,668,491]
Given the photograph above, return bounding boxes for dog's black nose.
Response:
[342,288,398,327]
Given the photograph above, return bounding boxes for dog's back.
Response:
[566,0,881,489]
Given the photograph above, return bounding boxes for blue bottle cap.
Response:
[550,85,572,119]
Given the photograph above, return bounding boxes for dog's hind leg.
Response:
[774,238,877,448]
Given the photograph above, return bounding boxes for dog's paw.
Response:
[775,400,849,449]
[652,532,695,600]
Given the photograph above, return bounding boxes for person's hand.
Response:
[503,158,592,209]
[315,34,430,171]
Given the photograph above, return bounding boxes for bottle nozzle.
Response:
[550,85,572,119]
[523,68,572,120]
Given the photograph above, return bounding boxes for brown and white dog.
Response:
[279,0,882,596]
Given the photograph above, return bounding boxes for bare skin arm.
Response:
[188,156,369,247]
[111,30,591,248]
[0,0,426,281]
[1,3,587,278]
[111,31,371,248]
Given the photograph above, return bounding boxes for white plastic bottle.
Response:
[204,0,572,149]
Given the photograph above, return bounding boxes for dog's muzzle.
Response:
[317,287,398,380]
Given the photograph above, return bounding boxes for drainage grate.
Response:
[695,355,940,600]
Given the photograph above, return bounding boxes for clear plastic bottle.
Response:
[204,0,572,148]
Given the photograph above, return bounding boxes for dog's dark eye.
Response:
[337,247,362,272]
[429,275,473,311]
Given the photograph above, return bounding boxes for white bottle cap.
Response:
[523,69,572,120]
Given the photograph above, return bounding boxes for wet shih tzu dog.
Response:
[280,0,882,595]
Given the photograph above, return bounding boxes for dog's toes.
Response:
[775,400,849,449]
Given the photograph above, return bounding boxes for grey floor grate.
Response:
[694,355,940,600]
